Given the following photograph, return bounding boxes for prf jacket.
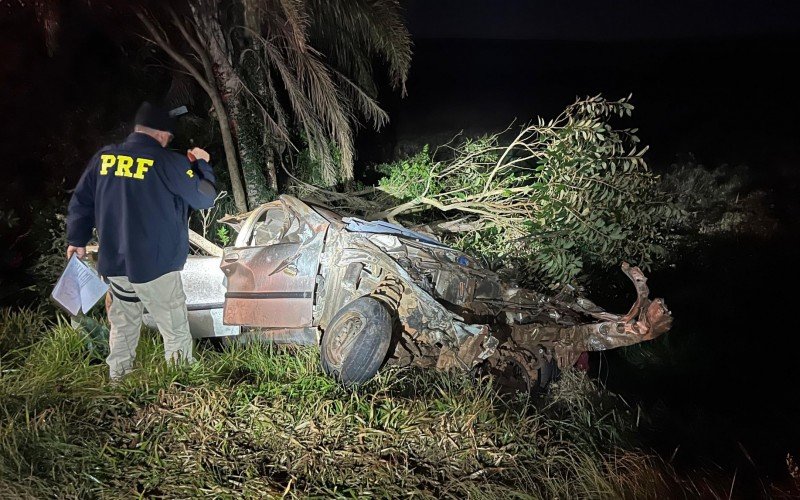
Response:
[67,132,217,283]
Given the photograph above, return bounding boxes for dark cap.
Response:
[134,102,175,134]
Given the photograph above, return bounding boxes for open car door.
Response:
[220,196,329,328]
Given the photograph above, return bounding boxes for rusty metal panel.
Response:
[221,197,328,328]
[253,327,319,345]
[224,296,313,327]
[434,271,476,305]
[221,241,320,327]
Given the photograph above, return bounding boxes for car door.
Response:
[221,197,328,328]
[180,256,241,338]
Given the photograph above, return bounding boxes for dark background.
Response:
[2,0,800,494]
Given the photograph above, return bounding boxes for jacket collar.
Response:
[124,132,163,149]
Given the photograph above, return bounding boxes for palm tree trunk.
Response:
[236,96,273,207]
[137,9,248,212]
[265,152,279,192]
[210,93,248,211]
[191,2,271,209]
[255,75,280,193]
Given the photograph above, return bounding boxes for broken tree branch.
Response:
[188,228,223,257]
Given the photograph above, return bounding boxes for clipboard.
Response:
[51,254,109,316]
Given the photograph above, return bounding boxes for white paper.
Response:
[51,254,109,315]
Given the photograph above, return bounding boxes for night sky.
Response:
[405,0,800,40]
[346,1,800,188]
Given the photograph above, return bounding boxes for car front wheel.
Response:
[320,296,392,386]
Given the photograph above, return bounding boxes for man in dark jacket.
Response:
[66,102,217,379]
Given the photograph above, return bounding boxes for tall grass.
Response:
[1,308,702,498]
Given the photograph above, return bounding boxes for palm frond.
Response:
[332,69,389,129]
[263,39,345,183]
[276,0,311,53]
[262,66,291,144]
[307,0,412,95]
[221,0,411,183]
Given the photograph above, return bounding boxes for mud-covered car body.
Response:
[184,195,671,387]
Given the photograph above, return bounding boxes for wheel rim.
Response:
[327,311,366,367]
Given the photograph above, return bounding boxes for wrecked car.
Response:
[179,195,672,390]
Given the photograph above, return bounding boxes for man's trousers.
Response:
[105,271,194,379]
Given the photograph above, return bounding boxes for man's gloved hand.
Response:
[187,147,216,187]
[187,147,211,163]
[67,245,86,260]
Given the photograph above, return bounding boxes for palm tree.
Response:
[24,0,411,211]
[139,0,412,210]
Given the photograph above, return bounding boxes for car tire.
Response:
[320,296,392,386]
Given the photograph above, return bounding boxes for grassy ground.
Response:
[1,308,713,498]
